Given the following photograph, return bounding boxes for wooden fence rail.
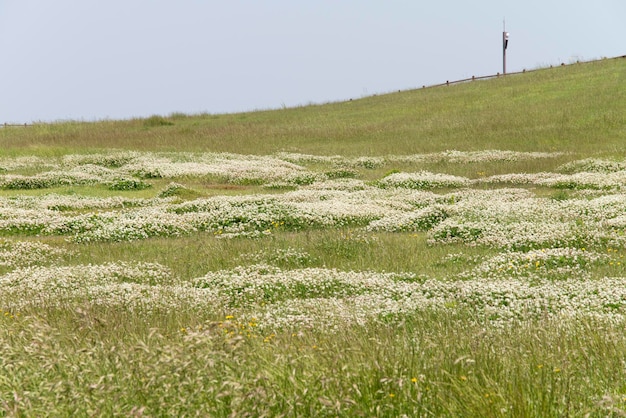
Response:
[423,54,626,89]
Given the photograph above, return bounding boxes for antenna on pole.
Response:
[502,19,509,74]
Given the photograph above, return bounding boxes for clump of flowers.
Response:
[366,206,448,232]
[377,171,470,189]
[0,239,70,269]
[461,247,607,281]
[158,182,188,198]
[107,177,151,191]
[557,158,626,174]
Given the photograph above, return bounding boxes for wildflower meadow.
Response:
[1,58,626,416]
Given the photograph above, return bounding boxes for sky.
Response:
[1,1,625,123]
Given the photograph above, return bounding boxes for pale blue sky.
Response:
[1,1,624,123]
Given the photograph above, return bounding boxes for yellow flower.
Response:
[460,375,468,381]
[411,377,418,383]
[225,315,234,320]
[388,393,395,398]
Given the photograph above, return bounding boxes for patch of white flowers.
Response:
[0,239,70,269]
[481,171,626,190]
[0,262,211,314]
[378,168,626,191]
[377,171,471,189]
[366,206,448,232]
[0,150,572,191]
[0,194,169,211]
[427,188,626,250]
[460,247,607,281]
[0,155,59,171]
[200,263,626,329]
[1,151,314,189]
[0,175,624,250]
[557,158,626,174]
[5,261,625,329]
[1,151,626,331]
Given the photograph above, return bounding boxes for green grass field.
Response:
[1,57,626,417]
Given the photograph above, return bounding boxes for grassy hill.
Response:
[2,57,625,156]
[1,57,626,417]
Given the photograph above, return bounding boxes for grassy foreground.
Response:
[4,309,626,417]
[1,58,626,417]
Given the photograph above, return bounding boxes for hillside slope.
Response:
[1,57,624,156]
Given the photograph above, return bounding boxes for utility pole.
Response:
[503,20,509,74]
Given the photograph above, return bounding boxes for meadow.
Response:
[1,57,626,416]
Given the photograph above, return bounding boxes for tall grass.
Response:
[63,231,491,280]
[3,308,625,416]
